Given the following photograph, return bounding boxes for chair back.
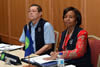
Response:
[97,54,100,67]
[54,31,59,51]
[88,35,100,67]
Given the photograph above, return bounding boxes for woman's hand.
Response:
[50,51,57,56]
[43,51,58,60]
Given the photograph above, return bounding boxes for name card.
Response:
[0,52,22,65]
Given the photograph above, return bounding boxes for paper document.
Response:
[25,54,56,64]
[0,43,23,51]
[65,65,76,67]
[0,43,10,48]
[5,45,23,50]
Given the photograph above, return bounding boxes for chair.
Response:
[88,35,100,40]
[97,54,100,67]
[88,35,100,67]
[54,31,59,51]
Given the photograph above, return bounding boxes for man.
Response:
[19,4,55,55]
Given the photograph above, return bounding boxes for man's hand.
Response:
[35,44,52,55]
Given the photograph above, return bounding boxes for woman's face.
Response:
[63,10,77,28]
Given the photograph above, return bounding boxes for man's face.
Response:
[28,6,42,21]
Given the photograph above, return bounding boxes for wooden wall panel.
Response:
[10,0,26,40]
[0,0,9,42]
[0,0,82,44]
[85,0,100,37]
[27,0,81,33]
[52,0,81,33]
[1,0,100,44]
[0,0,8,36]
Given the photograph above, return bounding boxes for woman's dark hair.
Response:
[30,4,42,12]
[63,7,82,26]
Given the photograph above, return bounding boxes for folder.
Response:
[21,54,57,67]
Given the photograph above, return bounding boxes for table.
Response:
[0,50,76,67]
[0,50,28,67]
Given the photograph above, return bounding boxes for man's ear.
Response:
[39,12,42,17]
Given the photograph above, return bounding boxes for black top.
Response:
[59,26,92,67]
[24,18,54,55]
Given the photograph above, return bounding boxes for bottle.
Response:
[57,52,64,67]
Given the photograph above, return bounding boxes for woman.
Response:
[45,7,92,67]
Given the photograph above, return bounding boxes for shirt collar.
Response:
[30,21,39,28]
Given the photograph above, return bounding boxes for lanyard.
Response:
[62,29,74,50]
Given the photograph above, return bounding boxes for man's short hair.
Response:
[30,4,42,12]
